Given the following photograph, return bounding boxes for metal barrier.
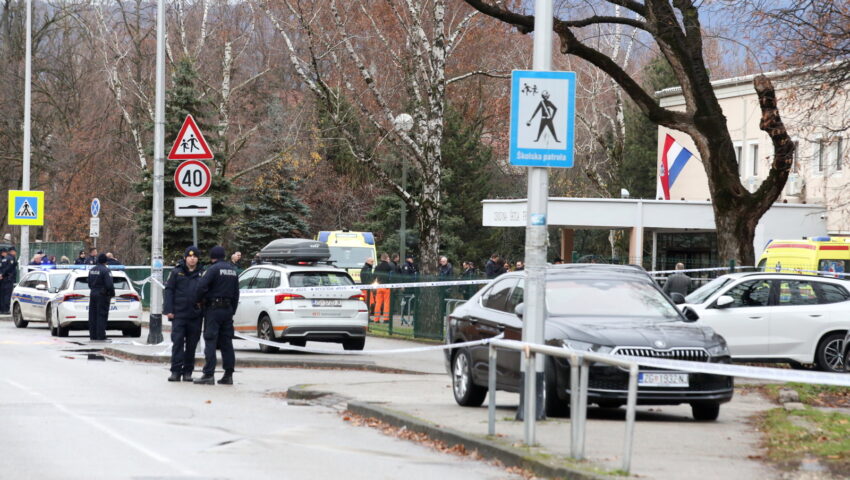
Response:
[487,339,639,473]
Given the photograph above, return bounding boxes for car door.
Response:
[234,268,259,329]
[500,279,524,389]
[697,278,773,357]
[471,277,518,386]
[14,273,36,318]
[769,279,822,357]
[250,268,276,319]
[29,272,49,320]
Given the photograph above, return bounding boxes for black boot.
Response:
[218,371,233,385]
[182,373,193,382]
[168,372,181,382]
[194,374,215,385]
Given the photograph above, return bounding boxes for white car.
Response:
[12,266,143,337]
[234,263,368,352]
[680,272,849,372]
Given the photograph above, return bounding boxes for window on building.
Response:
[792,140,800,172]
[819,137,843,173]
[818,140,826,173]
[735,144,744,176]
[748,143,759,176]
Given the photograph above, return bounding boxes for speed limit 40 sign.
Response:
[174,160,212,197]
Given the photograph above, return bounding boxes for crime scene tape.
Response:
[235,332,502,355]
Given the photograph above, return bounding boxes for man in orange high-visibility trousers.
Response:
[373,253,393,323]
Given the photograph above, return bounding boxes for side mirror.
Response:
[35,284,46,291]
[670,292,686,305]
[715,295,734,308]
[682,306,700,322]
[514,302,525,319]
[48,287,58,293]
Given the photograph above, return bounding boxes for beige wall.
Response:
[657,76,849,233]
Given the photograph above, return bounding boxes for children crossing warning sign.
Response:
[8,190,44,225]
[168,114,214,160]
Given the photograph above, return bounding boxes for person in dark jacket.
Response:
[0,249,9,314]
[87,254,115,341]
[194,246,240,385]
[85,247,98,265]
[0,247,17,315]
[663,263,691,297]
[485,254,502,278]
[164,246,204,382]
[74,250,87,265]
[438,256,454,277]
[401,255,418,276]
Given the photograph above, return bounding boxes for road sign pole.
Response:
[520,0,553,446]
[20,0,32,276]
[147,0,166,345]
[192,217,198,248]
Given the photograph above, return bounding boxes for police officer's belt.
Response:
[206,298,232,309]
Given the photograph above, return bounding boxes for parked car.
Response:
[446,264,734,421]
[12,266,143,337]
[234,239,369,352]
[679,272,849,372]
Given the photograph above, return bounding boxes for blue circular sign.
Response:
[91,198,100,217]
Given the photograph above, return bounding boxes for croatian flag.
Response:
[657,134,697,200]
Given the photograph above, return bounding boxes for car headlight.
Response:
[561,339,612,354]
[707,343,730,357]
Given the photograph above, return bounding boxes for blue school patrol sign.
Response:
[509,70,576,168]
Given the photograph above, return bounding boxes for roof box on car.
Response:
[258,239,332,264]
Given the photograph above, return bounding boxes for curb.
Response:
[346,401,615,480]
[102,347,425,375]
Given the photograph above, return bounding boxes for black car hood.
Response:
[545,316,720,348]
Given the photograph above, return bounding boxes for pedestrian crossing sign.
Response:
[8,190,44,226]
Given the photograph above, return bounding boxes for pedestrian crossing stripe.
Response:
[7,190,44,226]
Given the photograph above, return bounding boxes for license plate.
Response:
[638,372,689,387]
[311,299,341,307]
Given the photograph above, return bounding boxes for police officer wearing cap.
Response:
[87,253,115,341]
[164,246,204,382]
[194,245,239,385]
[0,248,9,314]
[0,247,17,315]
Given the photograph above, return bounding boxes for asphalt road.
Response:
[0,320,522,480]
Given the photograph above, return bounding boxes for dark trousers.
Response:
[202,307,235,375]
[0,281,12,313]
[170,316,202,374]
[88,293,110,340]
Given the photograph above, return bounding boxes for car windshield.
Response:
[72,276,131,291]
[546,278,680,320]
[327,246,373,269]
[289,271,354,287]
[685,276,733,304]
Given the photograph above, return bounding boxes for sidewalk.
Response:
[103,331,780,480]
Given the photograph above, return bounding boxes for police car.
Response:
[234,239,368,352]
[11,266,143,337]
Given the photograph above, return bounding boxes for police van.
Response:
[758,236,850,276]
[233,239,368,352]
[316,230,377,283]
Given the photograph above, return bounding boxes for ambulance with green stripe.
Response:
[758,236,850,276]
[316,231,377,283]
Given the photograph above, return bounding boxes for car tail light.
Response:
[275,293,304,304]
[120,293,140,301]
[349,293,366,301]
[63,293,85,302]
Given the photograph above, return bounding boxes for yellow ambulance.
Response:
[757,236,850,276]
[316,230,377,282]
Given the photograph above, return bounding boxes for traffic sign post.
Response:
[90,217,100,239]
[8,190,44,226]
[510,70,576,167]
[90,198,100,217]
[175,197,212,247]
[168,115,214,160]
[174,160,213,247]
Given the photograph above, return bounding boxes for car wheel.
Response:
[57,321,69,337]
[816,332,845,373]
[544,357,570,417]
[343,338,365,351]
[12,303,27,328]
[451,348,487,407]
[123,325,142,337]
[257,315,279,353]
[691,402,720,421]
[47,305,57,336]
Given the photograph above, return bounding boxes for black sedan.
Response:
[445,264,734,421]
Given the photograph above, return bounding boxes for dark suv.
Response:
[445,264,734,421]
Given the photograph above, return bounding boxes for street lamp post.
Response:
[394,113,414,263]
[20,0,32,276]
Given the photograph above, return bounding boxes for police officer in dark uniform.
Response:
[0,248,9,314]
[87,253,115,341]
[0,247,18,314]
[164,246,204,382]
[194,245,239,385]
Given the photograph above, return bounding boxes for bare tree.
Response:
[463,0,795,264]
[260,0,507,274]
